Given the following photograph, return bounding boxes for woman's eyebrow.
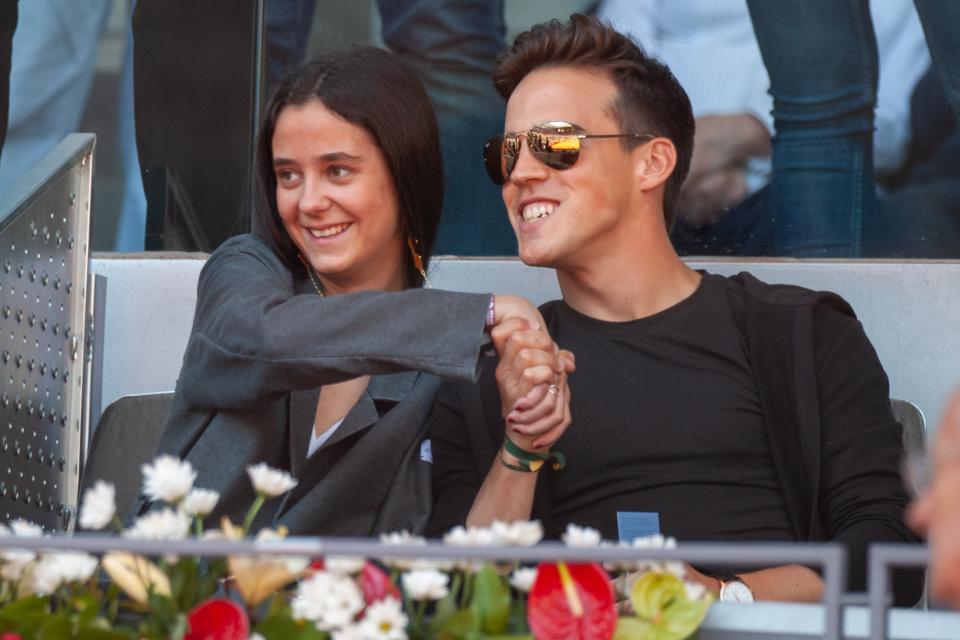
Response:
[272,151,362,167]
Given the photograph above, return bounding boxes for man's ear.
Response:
[634,138,677,191]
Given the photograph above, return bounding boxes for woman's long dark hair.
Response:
[253,47,443,288]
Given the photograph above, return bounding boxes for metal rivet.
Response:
[38,363,46,376]
[16,266,22,278]
[68,238,75,250]
[53,278,60,290]
[1,351,8,363]
[14,310,22,323]
[58,458,65,471]
[40,273,48,286]
[26,359,34,372]
[48,410,55,424]
[51,367,58,379]
[59,414,66,427]
[24,445,31,461]
[0,396,7,407]
[27,315,35,327]
[13,442,20,456]
[66,283,73,295]
[1,306,9,318]
[40,318,47,331]
[63,371,69,383]
[14,354,22,368]
[52,324,59,336]
[65,327,71,340]
[2,260,9,273]
[28,269,35,282]
[69,192,76,204]
[14,398,21,412]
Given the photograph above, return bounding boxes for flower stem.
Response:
[241,494,266,534]
[193,516,204,538]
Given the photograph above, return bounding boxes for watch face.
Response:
[720,580,755,603]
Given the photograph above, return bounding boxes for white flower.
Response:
[254,527,310,574]
[509,567,538,593]
[401,569,449,601]
[0,520,44,580]
[332,625,366,640]
[27,552,99,594]
[490,520,543,546]
[292,571,364,631]
[358,597,408,640]
[246,462,298,497]
[443,525,495,547]
[630,534,676,550]
[124,508,191,540]
[380,530,428,570]
[142,455,196,503]
[79,480,116,530]
[380,530,426,546]
[325,556,365,575]
[685,581,708,601]
[562,523,602,547]
[182,488,220,517]
[248,635,266,640]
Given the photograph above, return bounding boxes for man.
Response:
[429,14,920,603]
[910,391,960,607]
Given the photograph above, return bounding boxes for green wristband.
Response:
[502,437,566,471]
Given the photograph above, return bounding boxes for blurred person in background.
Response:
[909,391,960,608]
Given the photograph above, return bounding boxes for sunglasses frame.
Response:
[482,121,654,185]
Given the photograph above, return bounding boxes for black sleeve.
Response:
[813,305,923,604]
[177,235,490,410]
[427,378,486,537]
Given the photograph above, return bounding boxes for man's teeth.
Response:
[309,224,350,238]
[521,203,556,222]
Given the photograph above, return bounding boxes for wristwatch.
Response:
[718,573,754,603]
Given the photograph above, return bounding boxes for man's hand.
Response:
[908,391,960,607]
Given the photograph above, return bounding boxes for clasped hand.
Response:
[490,296,575,452]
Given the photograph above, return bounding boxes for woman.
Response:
[138,47,567,536]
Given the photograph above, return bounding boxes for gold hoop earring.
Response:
[407,236,430,288]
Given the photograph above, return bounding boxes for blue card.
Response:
[617,512,661,542]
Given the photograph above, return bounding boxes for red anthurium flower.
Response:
[528,562,617,640]
[185,598,250,640]
[0,634,22,640]
[310,558,325,572]
[360,561,401,603]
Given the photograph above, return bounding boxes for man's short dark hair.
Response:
[492,14,695,228]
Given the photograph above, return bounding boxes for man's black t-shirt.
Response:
[542,273,793,542]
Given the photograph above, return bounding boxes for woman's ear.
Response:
[635,137,677,191]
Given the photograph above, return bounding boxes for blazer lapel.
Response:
[288,388,319,479]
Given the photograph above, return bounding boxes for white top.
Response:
[597,0,931,178]
[307,417,344,459]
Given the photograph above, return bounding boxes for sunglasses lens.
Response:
[531,131,581,170]
[482,136,507,185]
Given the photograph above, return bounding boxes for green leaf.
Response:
[613,617,653,640]
[0,594,51,619]
[255,613,329,640]
[434,608,480,640]
[470,566,511,635]
[660,598,712,639]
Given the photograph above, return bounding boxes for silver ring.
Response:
[547,384,559,396]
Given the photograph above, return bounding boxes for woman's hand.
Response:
[492,294,546,332]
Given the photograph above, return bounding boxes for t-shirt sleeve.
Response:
[177,235,491,410]
[813,304,923,603]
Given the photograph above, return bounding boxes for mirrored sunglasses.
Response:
[482,121,653,185]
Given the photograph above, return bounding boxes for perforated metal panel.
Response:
[0,134,94,531]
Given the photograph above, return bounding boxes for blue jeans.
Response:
[378,0,513,256]
[913,0,960,126]
[745,0,878,257]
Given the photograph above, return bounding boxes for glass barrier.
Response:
[2,1,954,258]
